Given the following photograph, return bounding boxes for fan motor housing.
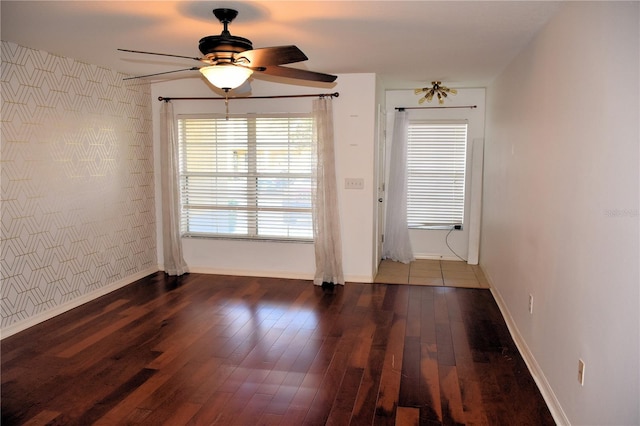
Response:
[198,35,253,57]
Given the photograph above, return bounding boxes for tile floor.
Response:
[374,259,490,288]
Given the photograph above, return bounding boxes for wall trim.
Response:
[489,284,571,426]
[184,266,314,281]
[345,275,374,283]
[414,254,468,262]
[0,266,159,340]
[179,266,373,284]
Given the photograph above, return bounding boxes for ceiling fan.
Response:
[119,8,337,91]
[415,81,457,104]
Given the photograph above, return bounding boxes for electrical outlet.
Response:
[578,359,585,386]
[528,294,533,314]
[344,178,364,190]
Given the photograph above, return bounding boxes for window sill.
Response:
[182,234,313,244]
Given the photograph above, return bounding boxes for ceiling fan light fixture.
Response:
[120,8,336,86]
[199,64,253,91]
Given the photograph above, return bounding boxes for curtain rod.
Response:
[396,105,477,110]
[158,92,339,102]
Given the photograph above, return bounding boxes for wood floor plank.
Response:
[74,367,158,425]
[261,381,298,416]
[374,314,408,424]
[419,342,443,424]
[21,410,61,426]
[350,346,386,425]
[438,365,466,425]
[324,366,364,425]
[92,369,173,425]
[303,331,355,425]
[1,272,555,426]
[398,336,421,407]
[161,402,201,426]
[55,305,150,358]
[279,385,318,425]
[349,314,376,368]
[447,291,489,425]
[374,285,410,425]
[189,391,234,425]
[350,309,393,425]
[395,406,420,426]
[94,352,223,424]
[418,286,442,424]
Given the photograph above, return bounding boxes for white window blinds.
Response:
[177,114,315,240]
[406,121,468,227]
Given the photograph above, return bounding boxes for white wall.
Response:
[385,89,486,261]
[482,2,639,425]
[152,74,379,283]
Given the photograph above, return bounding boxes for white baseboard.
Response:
[184,266,314,281]
[414,254,470,262]
[489,285,571,426]
[180,266,373,284]
[346,275,375,283]
[0,266,159,340]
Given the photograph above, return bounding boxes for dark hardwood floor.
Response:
[1,272,554,425]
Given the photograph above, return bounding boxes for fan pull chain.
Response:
[224,93,229,120]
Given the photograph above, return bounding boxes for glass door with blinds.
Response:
[406,120,468,228]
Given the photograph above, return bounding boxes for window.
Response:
[406,121,468,228]
[177,114,315,241]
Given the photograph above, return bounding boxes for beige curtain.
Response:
[312,97,344,285]
[160,101,188,276]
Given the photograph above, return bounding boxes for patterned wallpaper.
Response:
[1,41,157,331]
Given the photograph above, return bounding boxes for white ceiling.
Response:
[1,1,561,89]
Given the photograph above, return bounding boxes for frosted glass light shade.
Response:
[199,65,253,90]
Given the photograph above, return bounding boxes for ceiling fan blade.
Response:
[259,65,337,83]
[123,67,200,80]
[234,45,308,66]
[118,48,202,62]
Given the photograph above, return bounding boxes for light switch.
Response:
[344,178,364,190]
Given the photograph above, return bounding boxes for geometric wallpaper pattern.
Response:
[1,41,156,330]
